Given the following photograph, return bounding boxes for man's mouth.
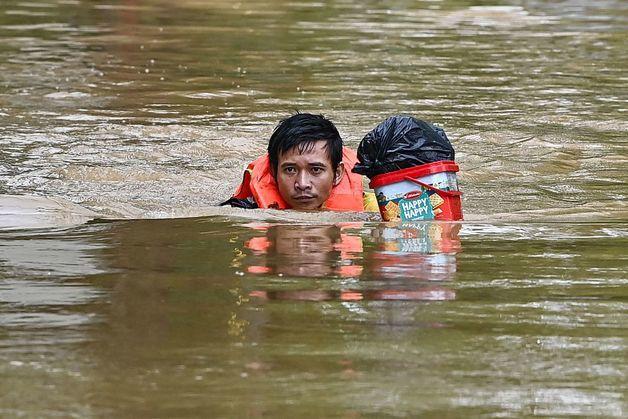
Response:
[294,195,316,201]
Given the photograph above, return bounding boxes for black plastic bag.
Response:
[352,115,455,178]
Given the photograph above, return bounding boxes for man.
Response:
[223,113,370,211]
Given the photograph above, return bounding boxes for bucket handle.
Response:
[403,176,462,197]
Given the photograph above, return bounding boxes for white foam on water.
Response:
[0,195,99,230]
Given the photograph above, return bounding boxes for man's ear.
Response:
[333,162,345,186]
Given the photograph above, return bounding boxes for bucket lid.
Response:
[370,160,459,189]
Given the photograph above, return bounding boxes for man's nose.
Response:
[295,171,312,190]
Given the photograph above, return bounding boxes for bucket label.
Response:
[398,190,434,221]
[373,169,462,221]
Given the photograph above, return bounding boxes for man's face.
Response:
[276,140,343,210]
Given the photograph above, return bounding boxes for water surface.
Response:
[0,0,626,220]
[1,0,627,416]
[1,219,626,416]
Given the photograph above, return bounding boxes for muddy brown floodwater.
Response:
[1,0,626,417]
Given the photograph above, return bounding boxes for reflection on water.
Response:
[369,222,461,281]
[242,222,458,302]
[0,218,626,416]
[243,223,363,278]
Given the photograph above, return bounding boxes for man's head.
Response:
[268,113,345,210]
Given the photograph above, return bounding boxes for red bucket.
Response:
[370,161,463,221]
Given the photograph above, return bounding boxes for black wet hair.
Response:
[267,113,343,175]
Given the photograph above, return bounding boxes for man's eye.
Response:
[311,167,324,174]
[284,167,296,174]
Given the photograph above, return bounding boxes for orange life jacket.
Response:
[232,147,364,211]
